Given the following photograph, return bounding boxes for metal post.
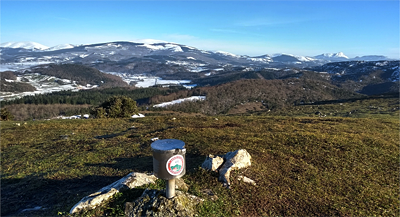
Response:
[166,178,176,199]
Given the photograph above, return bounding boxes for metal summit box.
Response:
[151,139,186,180]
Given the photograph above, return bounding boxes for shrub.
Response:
[91,96,139,118]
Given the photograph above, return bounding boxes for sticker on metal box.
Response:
[166,155,184,175]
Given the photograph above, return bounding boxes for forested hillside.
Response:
[1,86,185,107]
[30,64,128,87]
[150,78,361,115]
[1,86,188,120]
[192,68,330,87]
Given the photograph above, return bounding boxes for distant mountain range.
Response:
[0,41,396,74]
[1,40,398,98]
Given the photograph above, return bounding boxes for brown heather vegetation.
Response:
[150,78,361,115]
[4,104,91,120]
[0,81,37,93]
[0,71,18,80]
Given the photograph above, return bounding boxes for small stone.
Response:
[237,175,256,186]
[151,137,159,142]
[60,135,69,140]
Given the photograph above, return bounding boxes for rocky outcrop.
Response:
[125,189,203,217]
[202,149,253,187]
[70,172,157,214]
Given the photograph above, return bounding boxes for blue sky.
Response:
[1,1,399,58]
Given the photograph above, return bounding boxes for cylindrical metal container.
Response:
[151,139,186,180]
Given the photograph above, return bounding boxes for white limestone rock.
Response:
[218,149,252,186]
[201,154,224,172]
[70,172,157,214]
[201,149,252,187]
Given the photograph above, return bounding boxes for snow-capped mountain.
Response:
[0,41,49,50]
[0,41,397,75]
[314,52,349,61]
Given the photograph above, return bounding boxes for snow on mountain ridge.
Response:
[138,43,183,52]
[315,52,349,59]
[270,53,316,62]
[214,50,240,58]
[0,41,49,50]
[45,44,75,51]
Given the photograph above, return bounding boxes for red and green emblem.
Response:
[166,155,184,175]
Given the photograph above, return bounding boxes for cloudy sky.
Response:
[1,0,399,58]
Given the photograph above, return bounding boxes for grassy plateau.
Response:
[1,96,399,216]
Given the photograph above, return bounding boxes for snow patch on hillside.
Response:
[391,66,399,82]
[103,72,193,88]
[0,73,98,101]
[153,96,206,107]
[247,57,272,63]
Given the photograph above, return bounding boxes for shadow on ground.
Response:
[1,175,123,216]
[85,154,205,173]
[2,154,206,216]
